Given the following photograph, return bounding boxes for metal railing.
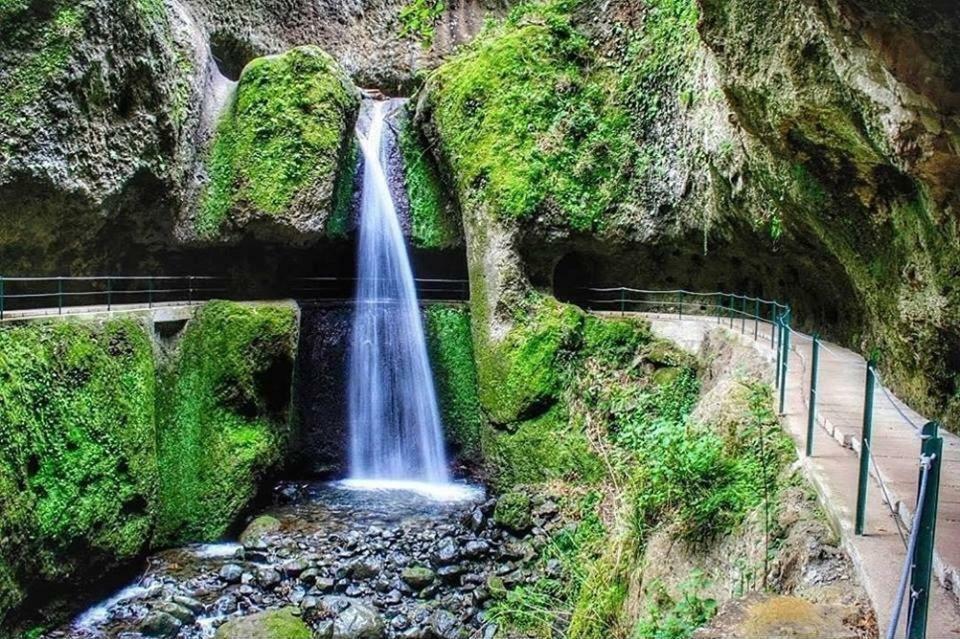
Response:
[0,275,228,320]
[293,276,469,303]
[579,286,945,639]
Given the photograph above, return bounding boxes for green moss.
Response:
[424,306,484,460]
[198,46,358,237]
[0,3,86,127]
[400,118,461,249]
[398,0,446,46]
[428,2,631,231]
[155,301,297,544]
[493,491,533,531]
[0,318,157,624]
[326,139,359,239]
[482,405,604,490]
[214,607,311,639]
[477,296,584,425]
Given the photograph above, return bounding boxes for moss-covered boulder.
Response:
[0,318,158,627]
[195,46,360,242]
[156,301,298,544]
[214,607,311,639]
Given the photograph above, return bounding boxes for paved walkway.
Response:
[617,312,960,637]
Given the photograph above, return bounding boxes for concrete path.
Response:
[613,312,960,638]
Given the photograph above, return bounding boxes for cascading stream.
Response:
[347,99,450,485]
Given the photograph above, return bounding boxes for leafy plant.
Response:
[634,573,717,639]
[398,0,446,46]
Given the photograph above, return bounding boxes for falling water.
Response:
[347,99,450,485]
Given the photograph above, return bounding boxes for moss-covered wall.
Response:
[0,318,157,625]
[0,301,298,631]
[418,0,960,433]
[155,302,298,544]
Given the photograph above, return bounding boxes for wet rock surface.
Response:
[48,482,561,639]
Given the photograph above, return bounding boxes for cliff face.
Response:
[416,0,960,431]
[0,0,504,274]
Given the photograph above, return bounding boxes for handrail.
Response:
[574,284,944,638]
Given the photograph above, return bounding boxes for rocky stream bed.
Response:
[46,481,561,639]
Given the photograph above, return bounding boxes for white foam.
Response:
[334,479,484,502]
[190,542,242,558]
[73,584,149,629]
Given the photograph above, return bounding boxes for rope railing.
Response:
[576,285,945,639]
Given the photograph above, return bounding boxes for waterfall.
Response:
[346,99,450,485]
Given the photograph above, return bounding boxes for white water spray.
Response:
[347,99,450,485]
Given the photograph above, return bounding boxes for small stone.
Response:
[283,558,310,577]
[315,577,336,593]
[401,566,436,590]
[350,555,383,580]
[155,601,195,625]
[219,563,243,584]
[428,609,459,639]
[463,540,490,558]
[258,566,282,588]
[432,538,459,565]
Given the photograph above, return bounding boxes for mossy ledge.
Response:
[0,301,298,631]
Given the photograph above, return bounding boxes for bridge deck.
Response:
[622,311,960,636]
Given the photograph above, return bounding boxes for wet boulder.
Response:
[214,607,311,639]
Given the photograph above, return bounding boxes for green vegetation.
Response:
[0,318,157,624]
[399,119,461,248]
[424,306,483,460]
[156,301,297,544]
[477,296,584,425]
[493,491,533,531]
[199,46,358,237]
[634,574,718,639]
[428,0,631,231]
[398,0,446,46]
[426,0,700,231]
[0,303,298,628]
[0,2,86,127]
[327,139,359,238]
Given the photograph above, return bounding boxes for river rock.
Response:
[139,611,182,638]
[240,515,282,549]
[219,563,244,584]
[321,596,386,639]
[401,566,436,590]
[351,555,384,580]
[215,607,312,639]
[432,538,459,565]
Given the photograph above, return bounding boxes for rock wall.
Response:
[416,0,960,431]
[0,301,299,633]
[0,0,501,275]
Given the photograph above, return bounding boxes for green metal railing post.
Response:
[908,421,943,639]
[770,304,776,348]
[778,312,791,415]
[148,277,153,309]
[806,333,820,457]
[188,276,194,305]
[855,357,877,535]
[728,295,734,328]
[754,298,760,340]
[107,277,112,311]
[716,294,721,324]
[741,296,747,334]
[775,316,783,390]
[678,292,683,320]
[619,288,625,316]
[57,277,63,315]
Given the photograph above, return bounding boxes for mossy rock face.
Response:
[156,301,299,545]
[214,607,311,639]
[196,45,360,242]
[493,491,533,532]
[239,515,282,549]
[424,306,484,462]
[0,317,158,627]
